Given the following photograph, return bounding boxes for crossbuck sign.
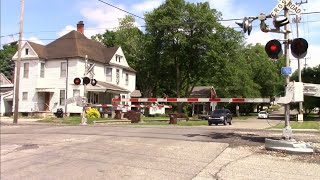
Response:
[86,63,95,76]
[271,0,302,18]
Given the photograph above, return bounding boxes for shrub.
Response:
[86,107,101,119]
[123,110,141,123]
[173,112,189,121]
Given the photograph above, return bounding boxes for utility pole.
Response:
[293,0,308,121]
[283,7,292,139]
[13,0,25,124]
[304,57,310,69]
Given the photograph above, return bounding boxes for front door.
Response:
[45,92,50,111]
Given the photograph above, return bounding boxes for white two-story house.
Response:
[12,21,137,116]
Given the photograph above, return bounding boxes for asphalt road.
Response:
[1,123,320,180]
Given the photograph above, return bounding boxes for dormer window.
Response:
[25,48,29,55]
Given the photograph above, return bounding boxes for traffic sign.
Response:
[281,67,292,75]
[271,0,287,17]
[285,0,302,15]
[271,0,301,18]
[86,63,95,76]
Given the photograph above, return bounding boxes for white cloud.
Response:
[26,36,45,45]
[57,25,76,37]
[302,44,320,68]
[246,30,275,45]
[207,0,248,27]
[132,0,163,13]
[290,44,320,72]
[0,36,14,48]
[80,2,127,29]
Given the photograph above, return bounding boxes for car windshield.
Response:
[259,111,267,114]
[213,109,226,114]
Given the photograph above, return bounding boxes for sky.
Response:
[1,0,320,71]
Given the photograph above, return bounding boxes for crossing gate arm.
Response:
[92,104,173,108]
[112,98,271,103]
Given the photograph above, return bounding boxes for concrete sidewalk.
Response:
[193,146,320,180]
[0,116,42,124]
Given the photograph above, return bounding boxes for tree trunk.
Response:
[176,56,183,113]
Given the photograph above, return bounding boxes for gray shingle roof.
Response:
[28,30,119,64]
[190,86,217,98]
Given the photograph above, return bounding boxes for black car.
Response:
[208,109,232,126]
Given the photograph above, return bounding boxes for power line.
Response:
[97,0,145,20]
[2,11,319,39]
[0,33,19,38]
[299,11,320,15]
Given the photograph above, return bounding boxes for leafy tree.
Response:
[91,16,146,93]
[0,43,17,81]
[242,43,284,97]
[90,0,287,114]
[91,30,117,47]
[144,0,249,111]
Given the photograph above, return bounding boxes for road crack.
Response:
[212,153,253,180]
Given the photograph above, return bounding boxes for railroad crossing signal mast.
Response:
[235,0,308,140]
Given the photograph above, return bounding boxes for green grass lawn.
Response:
[38,113,258,126]
[273,121,320,130]
[37,116,210,126]
[37,115,319,129]
[37,116,107,125]
[141,116,169,120]
[233,115,256,120]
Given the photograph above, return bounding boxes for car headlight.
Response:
[220,116,224,120]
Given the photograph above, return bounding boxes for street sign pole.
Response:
[283,7,292,139]
[81,55,88,125]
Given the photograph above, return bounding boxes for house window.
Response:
[125,73,129,85]
[40,63,45,78]
[116,55,122,62]
[22,92,28,101]
[25,48,29,55]
[60,62,67,77]
[116,69,120,85]
[73,89,80,97]
[23,63,29,78]
[105,67,112,82]
[60,90,65,105]
[88,92,99,104]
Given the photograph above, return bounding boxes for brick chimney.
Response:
[77,21,84,34]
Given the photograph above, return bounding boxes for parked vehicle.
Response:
[258,111,269,119]
[198,114,210,120]
[208,109,232,126]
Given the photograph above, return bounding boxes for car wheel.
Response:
[223,119,227,125]
[208,122,212,126]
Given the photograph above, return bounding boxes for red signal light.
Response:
[270,44,277,51]
[291,38,308,59]
[83,77,90,85]
[265,40,283,59]
[74,78,81,85]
